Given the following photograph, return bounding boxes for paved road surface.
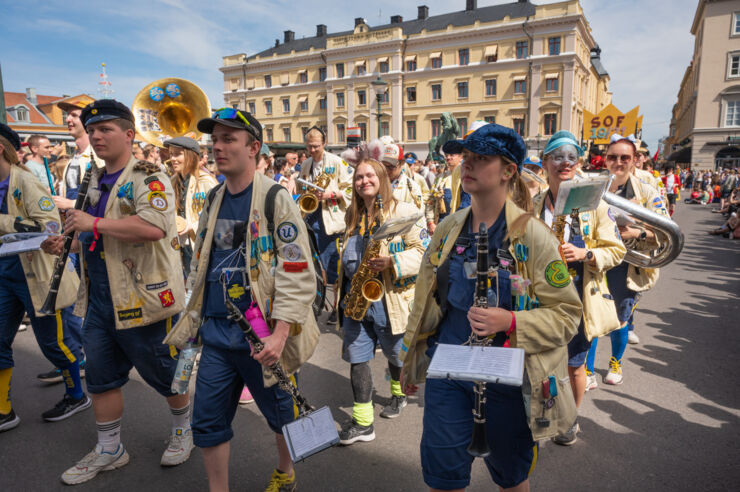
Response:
[2,201,739,491]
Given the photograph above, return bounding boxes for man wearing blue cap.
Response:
[42,99,192,484]
[402,123,581,491]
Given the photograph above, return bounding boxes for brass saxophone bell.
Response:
[361,278,384,303]
[298,194,319,214]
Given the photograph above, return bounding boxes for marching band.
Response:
[0,91,683,492]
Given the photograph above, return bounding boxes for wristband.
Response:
[503,312,516,348]
[89,218,101,252]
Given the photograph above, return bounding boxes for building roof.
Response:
[248,1,537,60]
[4,92,52,124]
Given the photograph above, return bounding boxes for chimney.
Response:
[355,17,365,26]
[466,0,477,10]
[275,39,280,47]
[316,24,327,37]
[26,87,37,105]
[418,5,429,19]
[284,30,294,43]
[391,15,403,24]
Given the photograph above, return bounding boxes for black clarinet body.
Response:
[39,161,95,315]
[467,222,492,458]
[224,299,314,416]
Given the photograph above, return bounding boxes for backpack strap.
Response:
[264,183,285,237]
[205,182,225,215]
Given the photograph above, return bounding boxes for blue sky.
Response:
[1,0,697,151]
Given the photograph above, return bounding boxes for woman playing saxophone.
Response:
[336,141,426,446]
[400,124,582,492]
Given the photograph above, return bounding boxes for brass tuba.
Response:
[132,78,211,147]
[602,192,684,268]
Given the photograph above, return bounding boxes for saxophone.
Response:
[298,168,332,215]
[344,196,385,321]
[552,214,569,265]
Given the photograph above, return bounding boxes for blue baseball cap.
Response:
[543,130,584,157]
[523,155,542,168]
[442,123,527,168]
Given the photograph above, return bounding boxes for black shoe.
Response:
[338,420,375,445]
[552,422,580,446]
[37,368,63,384]
[0,409,20,432]
[380,395,407,419]
[327,311,337,325]
[42,394,92,422]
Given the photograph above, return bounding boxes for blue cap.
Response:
[442,123,527,168]
[80,99,135,128]
[543,130,584,157]
[523,155,542,168]
[404,151,418,164]
[0,123,21,150]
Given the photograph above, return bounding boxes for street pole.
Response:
[0,63,6,125]
[376,94,382,138]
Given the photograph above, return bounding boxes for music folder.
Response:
[282,406,340,463]
[426,344,526,387]
[0,233,55,257]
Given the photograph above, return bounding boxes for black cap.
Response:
[80,99,135,128]
[164,136,201,155]
[197,109,262,143]
[0,123,21,150]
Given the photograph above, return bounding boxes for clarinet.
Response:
[224,298,314,416]
[39,158,95,315]
[466,222,492,458]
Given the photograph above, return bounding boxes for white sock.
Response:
[96,419,121,453]
[170,403,191,434]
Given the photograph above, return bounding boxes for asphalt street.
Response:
[1,200,739,491]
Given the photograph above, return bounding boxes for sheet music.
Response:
[0,234,54,257]
[426,344,525,387]
[282,406,339,463]
[554,176,609,216]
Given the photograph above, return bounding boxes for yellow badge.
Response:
[227,284,245,300]
[147,191,168,211]
[91,108,98,115]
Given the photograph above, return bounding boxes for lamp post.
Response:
[371,76,388,138]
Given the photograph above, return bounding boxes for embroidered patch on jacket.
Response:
[158,289,175,307]
[117,308,143,321]
[38,196,54,211]
[146,281,168,291]
[148,180,165,192]
[544,260,571,288]
[281,243,303,261]
[276,222,298,243]
[171,237,181,250]
[147,191,168,211]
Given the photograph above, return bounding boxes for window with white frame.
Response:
[726,99,740,127]
[14,106,30,121]
[729,52,740,78]
[733,12,740,35]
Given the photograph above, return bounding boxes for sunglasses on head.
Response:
[212,108,251,127]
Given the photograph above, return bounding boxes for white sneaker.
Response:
[585,373,598,392]
[61,443,129,485]
[628,331,640,344]
[160,428,194,466]
[604,357,624,385]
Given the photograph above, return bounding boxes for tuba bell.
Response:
[132,78,211,147]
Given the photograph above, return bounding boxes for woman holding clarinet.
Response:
[401,124,582,492]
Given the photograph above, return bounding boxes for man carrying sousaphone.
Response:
[0,123,88,432]
[164,108,320,492]
[41,100,193,484]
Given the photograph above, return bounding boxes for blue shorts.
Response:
[421,377,535,490]
[341,318,403,366]
[568,348,589,367]
[82,307,178,396]
[606,263,640,323]
[191,344,295,448]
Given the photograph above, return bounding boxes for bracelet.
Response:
[505,311,516,337]
[89,217,101,252]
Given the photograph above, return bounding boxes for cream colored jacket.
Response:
[164,173,320,387]
[1,166,79,315]
[74,156,185,328]
[337,201,425,336]
[533,192,626,340]
[401,200,582,440]
[180,171,219,247]
[298,151,353,235]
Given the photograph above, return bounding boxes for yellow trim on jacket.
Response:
[1,166,79,316]
[400,199,582,441]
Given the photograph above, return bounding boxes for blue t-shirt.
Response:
[434,208,510,348]
[0,177,24,279]
[200,183,254,350]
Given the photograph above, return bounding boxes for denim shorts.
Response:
[341,317,403,366]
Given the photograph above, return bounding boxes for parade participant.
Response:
[336,145,425,444]
[299,126,353,322]
[533,131,625,445]
[164,108,320,492]
[401,123,581,492]
[662,165,680,217]
[522,155,547,198]
[166,136,218,278]
[143,144,161,166]
[41,100,191,484]
[0,123,89,432]
[584,135,668,390]
[132,144,145,161]
[25,135,55,192]
[375,141,425,213]
[428,147,462,232]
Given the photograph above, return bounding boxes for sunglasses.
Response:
[212,108,251,127]
[605,154,633,164]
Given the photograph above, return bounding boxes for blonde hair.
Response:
[344,159,397,240]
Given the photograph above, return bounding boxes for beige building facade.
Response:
[664,0,740,170]
[221,0,611,157]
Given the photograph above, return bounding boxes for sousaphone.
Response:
[132,78,211,147]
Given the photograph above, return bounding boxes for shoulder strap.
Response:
[264,183,285,236]
[205,182,225,215]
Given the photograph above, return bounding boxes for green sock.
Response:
[390,379,405,397]
[352,401,374,427]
